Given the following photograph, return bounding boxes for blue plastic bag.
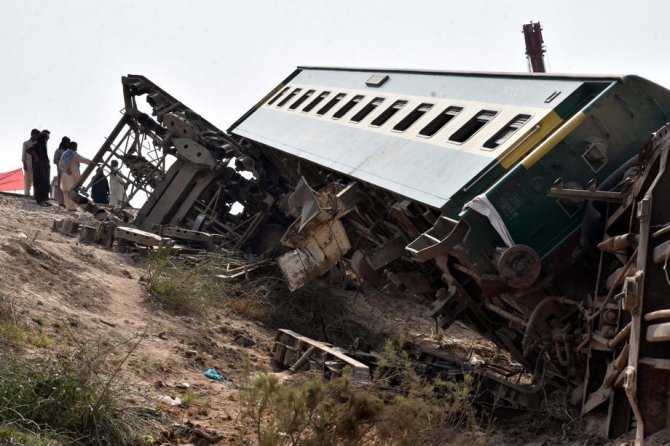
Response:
[204,368,230,383]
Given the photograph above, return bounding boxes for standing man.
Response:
[89,167,110,204]
[109,160,126,207]
[27,130,51,206]
[21,129,39,196]
[53,136,70,207]
[59,141,94,211]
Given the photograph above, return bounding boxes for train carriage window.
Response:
[483,114,531,149]
[419,106,463,137]
[351,97,385,123]
[303,91,330,112]
[370,100,407,127]
[317,93,346,116]
[267,87,290,105]
[289,89,315,110]
[277,88,302,107]
[393,103,433,132]
[333,95,365,119]
[449,110,497,143]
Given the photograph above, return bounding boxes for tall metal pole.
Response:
[522,22,547,73]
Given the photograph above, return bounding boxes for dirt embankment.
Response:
[0,194,279,443]
[0,193,600,445]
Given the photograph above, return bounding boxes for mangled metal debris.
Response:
[272,329,371,383]
[277,179,361,291]
[62,67,670,442]
[272,328,542,412]
[52,218,80,237]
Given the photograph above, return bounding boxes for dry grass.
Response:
[144,247,280,317]
[0,295,161,445]
[238,337,487,446]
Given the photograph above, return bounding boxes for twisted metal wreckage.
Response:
[65,69,670,443]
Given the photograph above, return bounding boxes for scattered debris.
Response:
[273,329,370,383]
[233,334,255,347]
[159,395,182,406]
[203,368,229,383]
[98,319,117,328]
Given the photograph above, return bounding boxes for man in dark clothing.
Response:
[27,130,51,206]
[89,167,110,204]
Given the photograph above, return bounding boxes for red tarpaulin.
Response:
[0,168,24,192]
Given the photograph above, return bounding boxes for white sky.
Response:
[1,0,668,175]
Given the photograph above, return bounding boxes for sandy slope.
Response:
[0,194,280,443]
[0,193,572,445]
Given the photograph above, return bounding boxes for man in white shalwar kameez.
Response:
[109,160,126,207]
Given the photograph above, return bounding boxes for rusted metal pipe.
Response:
[485,302,527,327]
[607,322,631,349]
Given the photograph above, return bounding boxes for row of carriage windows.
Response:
[267,87,531,148]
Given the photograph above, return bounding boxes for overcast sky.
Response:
[1,0,668,175]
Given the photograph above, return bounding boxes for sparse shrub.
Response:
[0,424,61,446]
[145,248,390,350]
[145,247,279,317]
[0,330,159,445]
[239,337,487,446]
[241,372,383,446]
[180,388,202,409]
[228,297,265,320]
[373,337,484,445]
[0,321,29,347]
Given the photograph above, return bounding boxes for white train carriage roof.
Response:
[228,67,621,208]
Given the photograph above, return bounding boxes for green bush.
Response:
[0,335,158,445]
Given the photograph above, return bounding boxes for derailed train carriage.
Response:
[77,68,670,442]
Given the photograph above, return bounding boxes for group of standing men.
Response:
[21,129,125,210]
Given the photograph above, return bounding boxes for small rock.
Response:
[234,334,256,347]
[185,349,198,358]
[158,395,181,406]
[157,331,168,340]
[122,269,133,279]
[37,300,44,306]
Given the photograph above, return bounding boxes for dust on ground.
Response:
[0,193,608,445]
